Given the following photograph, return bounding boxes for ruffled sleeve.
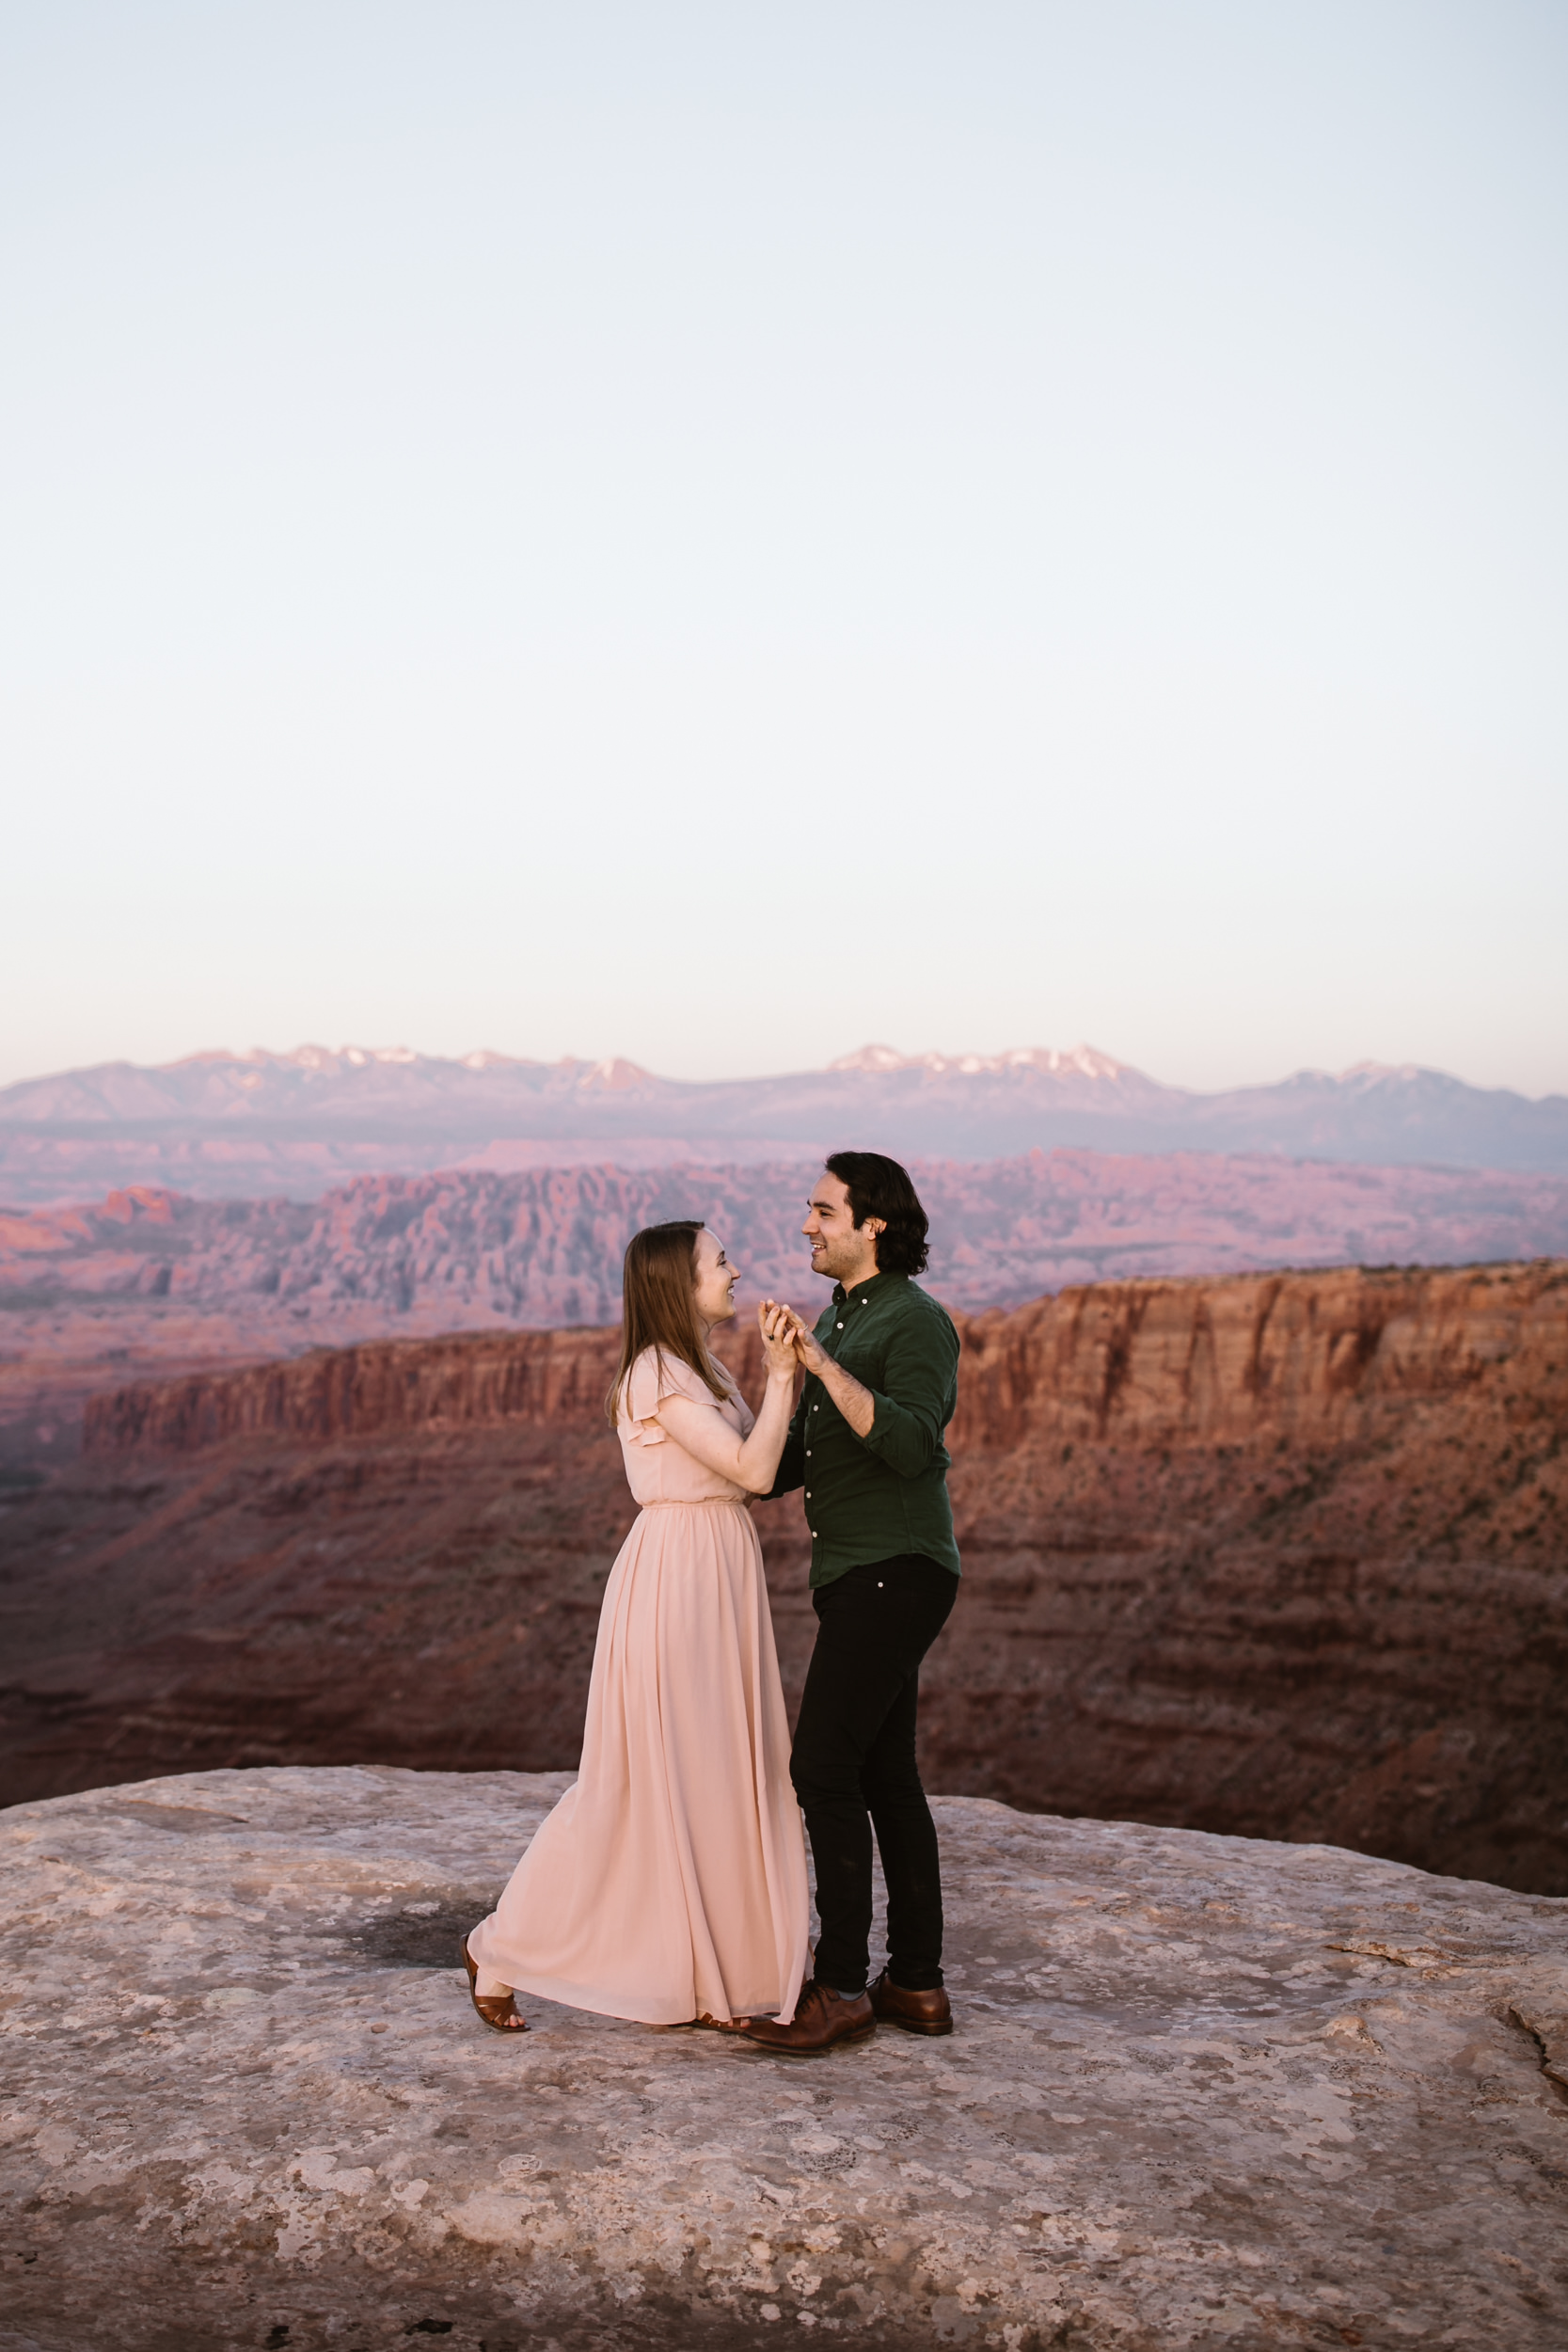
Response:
[621,1348,725,1445]
[622,1347,668,1445]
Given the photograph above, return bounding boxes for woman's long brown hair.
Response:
[606,1219,731,1424]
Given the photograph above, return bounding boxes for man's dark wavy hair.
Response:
[825,1150,930,1278]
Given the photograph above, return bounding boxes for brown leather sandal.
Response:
[460,1935,528,2035]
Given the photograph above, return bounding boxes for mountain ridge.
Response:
[3,1040,1565,1204]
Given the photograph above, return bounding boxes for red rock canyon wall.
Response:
[6,1261,1562,1895]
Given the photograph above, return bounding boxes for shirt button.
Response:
[805,1491,811,1499]
[835,1321,843,1329]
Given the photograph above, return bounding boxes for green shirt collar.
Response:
[831,1270,909,1305]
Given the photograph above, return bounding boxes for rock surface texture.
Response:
[2,1768,1566,2352]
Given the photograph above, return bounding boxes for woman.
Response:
[461,1219,810,2035]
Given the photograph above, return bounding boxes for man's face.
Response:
[802,1170,880,1286]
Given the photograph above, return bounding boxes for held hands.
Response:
[757,1300,829,1377]
[760,1298,874,1438]
[757,1299,804,1377]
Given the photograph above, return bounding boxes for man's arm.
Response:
[859,1309,958,1477]
[788,1303,957,1471]
[805,1350,875,1438]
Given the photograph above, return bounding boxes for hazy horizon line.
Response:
[5,1036,1565,1106]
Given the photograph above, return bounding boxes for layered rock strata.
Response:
[2,1767,1565,2351]
[77,1256,1568,1459]
[82,1322,622,1454]
[4,1263,1563,1892]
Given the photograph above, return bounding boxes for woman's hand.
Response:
[757,1300,801,1377]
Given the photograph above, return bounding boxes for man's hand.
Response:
[787,1313,831,1377]
[762,1300,876,1440]
[757,1302,829,1375]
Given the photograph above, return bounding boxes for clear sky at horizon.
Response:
[2,2,1565,1098]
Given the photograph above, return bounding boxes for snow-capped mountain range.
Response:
[0,1041,1564,1206]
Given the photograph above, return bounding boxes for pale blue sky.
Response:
[3,2,1565,1094]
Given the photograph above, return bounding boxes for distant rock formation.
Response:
[3,1038,1565,1203]
[9,1151,1568,1352]
[8,1153,1566,1488]
[4,1766,1566,2350]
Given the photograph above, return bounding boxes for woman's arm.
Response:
[763,1400,808,1499]
[652,1305,801,1494]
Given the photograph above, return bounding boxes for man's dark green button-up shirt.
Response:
[767,1271,961,1589]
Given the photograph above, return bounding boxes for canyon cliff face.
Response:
[947,1258,1568,1447]
[79,1257,1565,1455]
[81,1325,625,1454]
[6,1263,1564,1895]
[931,1262,1568,1895]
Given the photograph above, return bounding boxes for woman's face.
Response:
[691,1228,737,1327]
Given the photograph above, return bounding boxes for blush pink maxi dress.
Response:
[465,1346,810,2027]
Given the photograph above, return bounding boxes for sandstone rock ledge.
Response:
[2,1772,1565,2352]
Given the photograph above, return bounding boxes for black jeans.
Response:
[788,1553,958,1996]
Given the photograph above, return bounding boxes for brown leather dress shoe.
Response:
[869,1968,953,2036]
[738,1979,876,2055]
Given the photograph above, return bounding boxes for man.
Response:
[741,1151,961,2055]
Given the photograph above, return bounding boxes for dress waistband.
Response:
[638,1495,750,1510]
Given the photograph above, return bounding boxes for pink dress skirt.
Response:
[465,1348,809,2026]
